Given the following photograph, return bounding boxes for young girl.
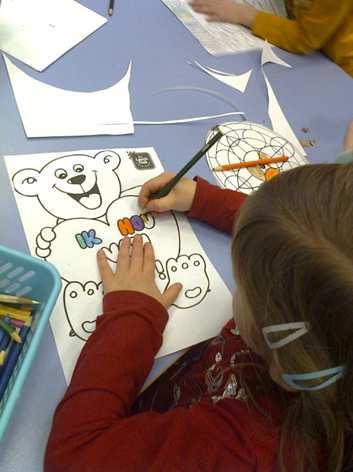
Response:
[190,0,353,77]
[45,159,353,471]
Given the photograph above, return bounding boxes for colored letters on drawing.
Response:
[75,229,103,249]
[117,212,155,236]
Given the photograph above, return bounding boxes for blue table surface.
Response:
[0,1,352,470]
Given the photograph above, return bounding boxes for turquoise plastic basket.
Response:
[0,244,61,440]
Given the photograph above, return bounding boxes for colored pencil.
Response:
[0,294,39,306]
[108,0,115,16]
[0,319,22,343]
[0,341,12,367]
[0,305,31,322]
[213,155,288,171]
[0,331,10,352]
[0,326,31,400]
[8,318,27,329]
[151,128,223,200]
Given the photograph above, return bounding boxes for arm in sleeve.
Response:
[252,0,352,54]
[187,177,247,235]
[45,291,168,470]
[44,291,259,472]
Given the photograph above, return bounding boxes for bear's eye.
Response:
[22,177,36,185]
[55,169,67,179]
[73,164,84,173]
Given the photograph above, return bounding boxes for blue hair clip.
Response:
[282,365,345,391]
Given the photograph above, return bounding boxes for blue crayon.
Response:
[0,326,30,400]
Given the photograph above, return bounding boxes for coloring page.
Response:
[5,148,232,382]
[206,121,308,193]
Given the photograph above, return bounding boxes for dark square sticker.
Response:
[128,151,155,170]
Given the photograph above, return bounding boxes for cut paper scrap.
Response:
[134,111,244,125]
[192,61,252,93]
[5,147,232,382]
[132,85,245,125]
[4,56,134,137]
[205,121,308,194]
[263,74,305,156]
[0,0,107,71]
[260,44,306,156]
[261,41,292,68]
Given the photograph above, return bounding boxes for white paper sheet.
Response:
[5,148,232,383]
[261,44,306,155]
[161,0,287,55]
[0,0,107,71]
[206,121,308,193]
[192,61,252,93]
[4,56,134,137]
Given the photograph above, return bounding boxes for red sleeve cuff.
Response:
[187,176,247,234]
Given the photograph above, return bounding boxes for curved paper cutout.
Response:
[4,56,134,137]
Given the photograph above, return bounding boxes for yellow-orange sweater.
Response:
[252,0,353,76]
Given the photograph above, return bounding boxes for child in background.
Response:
[45,151,353,470]
[190,0,353,77]
[337,119,353,163]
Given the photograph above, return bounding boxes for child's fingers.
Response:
[138,172,174,208]
[162,283,183,308]
[207,15,221,21]
[116,237,131,273]
[191,0,209,7]
[191,0,213,13]
[97,249,113,284]
[145,195,175,213]
[130,235,143,272]
[143,241,155,276]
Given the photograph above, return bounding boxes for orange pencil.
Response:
[213,154,289,171]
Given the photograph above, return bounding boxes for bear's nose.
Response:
[68,175,86,185]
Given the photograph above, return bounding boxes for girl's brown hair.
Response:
[232,163,353,472]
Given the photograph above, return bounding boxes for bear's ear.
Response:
[94,150,121,170]
[12,168,40,197]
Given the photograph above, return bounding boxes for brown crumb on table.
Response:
[300,138,316,148]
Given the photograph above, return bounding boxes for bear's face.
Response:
[12,150,121,219]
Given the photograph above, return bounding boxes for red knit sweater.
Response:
[45,178,286,472]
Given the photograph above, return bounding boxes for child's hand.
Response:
[138,172,197,213]
[190,0,257,28]
[97,235,182,309]
[343,120,353,151]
